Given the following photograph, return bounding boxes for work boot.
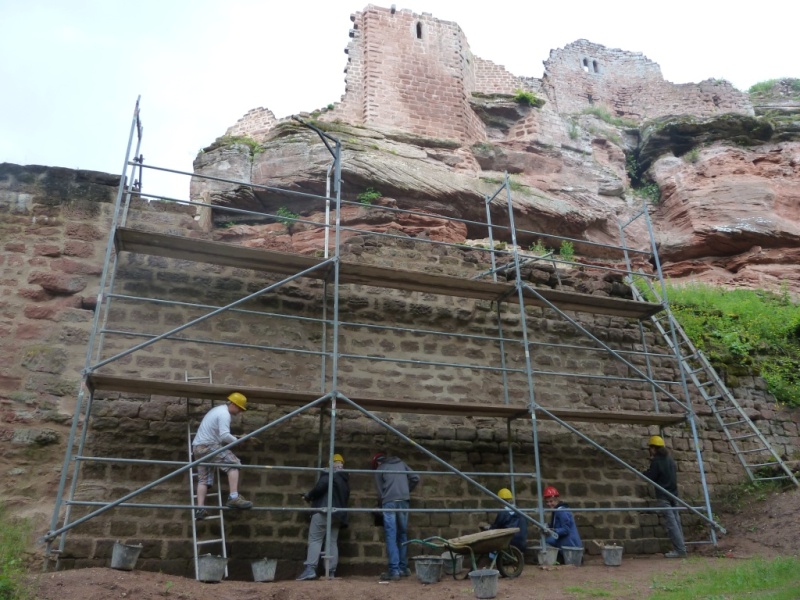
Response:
[195,508,208,521]
[400,568,411,577]
[380,571,400,581]
[226,495,253,509]
[296,566,317,581]
[327,570,336,579]
[664,550,687,558]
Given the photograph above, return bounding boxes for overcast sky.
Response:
[1,1,795,200]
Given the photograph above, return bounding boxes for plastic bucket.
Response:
[469,569,499,599]
[561,546,584,566]
[198,554,228,582]
[251,557,278,582]
[537,547,559,566]
[602,545,623,566]
[110,542,142,571]
[440,551,464,575]
[413,555,443,584]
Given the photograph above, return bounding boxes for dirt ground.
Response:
[28,489,800,600]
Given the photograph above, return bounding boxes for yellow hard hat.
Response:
[498,488,513,500]
[227,392,247,411]
[333,453,344,464]
[648,435,665,447]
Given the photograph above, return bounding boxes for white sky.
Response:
[1,1,795,200]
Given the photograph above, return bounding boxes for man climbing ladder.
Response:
[192,391,253,520]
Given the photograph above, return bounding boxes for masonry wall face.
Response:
[3,164,798,579]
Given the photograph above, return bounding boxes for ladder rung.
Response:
[753,475,794,482]
[739,447,770,455]
[722,419,749,427]
[197,538,224,546]
[730,433,759,441]
[715,406,739,413]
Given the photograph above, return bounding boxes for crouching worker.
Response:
[487,488,528,553]
[192,392,253,521]
[297,453,351,581]
[543,485,582,563]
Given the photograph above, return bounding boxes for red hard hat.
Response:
[543,485,560,498]
[371,452,386,470]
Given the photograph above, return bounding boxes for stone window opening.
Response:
[593,60,600,74]
[588,94,594,105]
[416,21,423,39]
[582,58,589,73]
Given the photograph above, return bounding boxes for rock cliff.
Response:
[195,6,800,296]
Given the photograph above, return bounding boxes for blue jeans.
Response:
[382,500,409,574]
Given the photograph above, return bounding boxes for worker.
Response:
[296,453,351,580]
[543,485,582,563]
[642,435,687,558]
[372,451,420,581]
[191,392,253,520]
[486,488,528,553]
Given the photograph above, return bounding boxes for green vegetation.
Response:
[480,176,527,192]
[649,556,800,599]
[529,239,552,256]
[0,503,32,600]
[357,187,381,205]
[581,106,638,128]
[656,283,800,407]
[558,240,575,262]
[513,89,540,107]
[712,479,787,514]
[749,78,800,95]
[626,153,661,203]
[276,206,299,230]
[211,135,263,157]
[568,120,580,140]
[683,148,700,164]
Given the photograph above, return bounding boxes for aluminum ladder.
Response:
[632,282,799,488]
[186,371,230,580]
[631,279,800,487]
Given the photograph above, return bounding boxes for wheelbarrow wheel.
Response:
[497,546,524,578]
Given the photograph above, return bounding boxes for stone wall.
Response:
[2,164,799,579]
[541,40,753,120]
[222,6,755,147]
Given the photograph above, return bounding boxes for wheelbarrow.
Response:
[405,527,524,579]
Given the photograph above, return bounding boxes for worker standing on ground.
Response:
[372,451,420,581]
[543,485,582,562]
[642,434,687,558]
[486,488,528,553]
[192,392,253,520]
[296,453,351,581]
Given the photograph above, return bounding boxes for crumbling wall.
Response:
[2,164,796,579]
[541,39,753,120]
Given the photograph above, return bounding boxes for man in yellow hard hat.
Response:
[192,392,253,520]
[643,435,686,558]
[486,488,528,553]
[297,453,351,580]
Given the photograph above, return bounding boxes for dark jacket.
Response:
[374,456,420,505]
[304,471,350,526]
[546,502,582,548]
[643,452,678,503]
[490,508,528,552]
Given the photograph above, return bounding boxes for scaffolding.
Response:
[47,98,788,578]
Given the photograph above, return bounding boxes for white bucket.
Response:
[602,545,623,566]
[469,569,499,599]
[537,546,559,566]
[414,555,444,584]
[441,551,464,575]
[110,542,142,571]
[251,557,278,582]
[561,546,584,566]
[198,554,228,582]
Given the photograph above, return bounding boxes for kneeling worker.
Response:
[543,485,582,561]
